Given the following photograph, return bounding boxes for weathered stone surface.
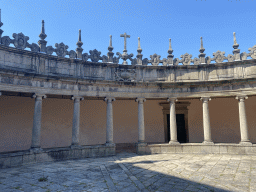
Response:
[10,156,23,166]
[1,153,255,192]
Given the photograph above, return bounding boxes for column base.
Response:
[136,142,147,147]
[169,141,180,145]
[239,141,252,146]
[202,141,214,145]
[30,147,43,153]
[70,144,82,149]
[105,143,116,147]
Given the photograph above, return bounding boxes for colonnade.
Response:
[167,96,252,145]
[28,94,252,152]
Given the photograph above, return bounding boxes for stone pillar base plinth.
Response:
[136,142,147,154]
[169,141,180,145]
[30,147,43,154]
[70,144,82,149]
[239,141,252,146]
[202,141,214,145]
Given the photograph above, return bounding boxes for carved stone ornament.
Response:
[46,46,54,55]
[12,32,29,50]
[102,55,108,63]
[193,57,200,65]
[227,54,234,62]
[113,56,119,64]
[82,53,89,61]
[89,49,102,62]
[180,53,192,65]
[55,42,69,57]
[162,58,168,66]
[240,52,248,60]
[248,45,256,59]
[150,53,161,66]
[212,50,226,63]
[29,43,40,52]
[142,58,148,66]
[173,58,180,65]
[69,50,76,59]
[114,68,136,81]
[131,58,137,65]
[205,56,212,64]
[1,36,11,46]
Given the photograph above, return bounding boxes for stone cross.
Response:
[120,32,130,50]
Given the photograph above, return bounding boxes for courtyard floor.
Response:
[0,152,256,192]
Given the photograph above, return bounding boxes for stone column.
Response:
[31,94,46,151]
[167,98,180,144]
[104,97,115,146]
[200,97,214,144]
[136,98,146,143]
[236,96,252,145]
[71,96,84,148]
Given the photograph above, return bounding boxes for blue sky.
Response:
[0,0,255,64]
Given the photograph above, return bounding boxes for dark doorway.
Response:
[167,114,186,143]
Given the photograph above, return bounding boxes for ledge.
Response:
[0,144,116,169]
[137,143,256,155]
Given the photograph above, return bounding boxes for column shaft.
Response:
[236,96,251,145]
[136,98,146,143]
[105,97,115,145]
[168,98,179,144]
[201,97,213,144]
[31,94,46,149]
[71,96,84,146]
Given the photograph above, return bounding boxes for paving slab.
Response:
[0,153,256,192]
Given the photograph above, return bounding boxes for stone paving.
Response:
[0,152,256,192]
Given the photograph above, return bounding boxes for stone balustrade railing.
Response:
[0,9,256,67]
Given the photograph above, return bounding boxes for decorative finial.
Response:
[232,32,240,60]
[200,37,203,49]
[233,32,237,45]
[39,20,47,40]
[199,36,206,63]
[169,38,172,50]
[109,35,112,47]
[41,20,45,33]
[76,29,83,59]
[0,9,3,28]
[78,29,81,42]
[138,37,141,50]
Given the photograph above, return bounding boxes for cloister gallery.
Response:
[0,9,256,168]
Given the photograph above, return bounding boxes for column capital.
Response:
[71,96,84,101]
[104,97,115,103]
[200,97,211,102]
[236,95,248,102]
[135,97,146,103]
[167,97,178,103]
[32,93,47,99]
